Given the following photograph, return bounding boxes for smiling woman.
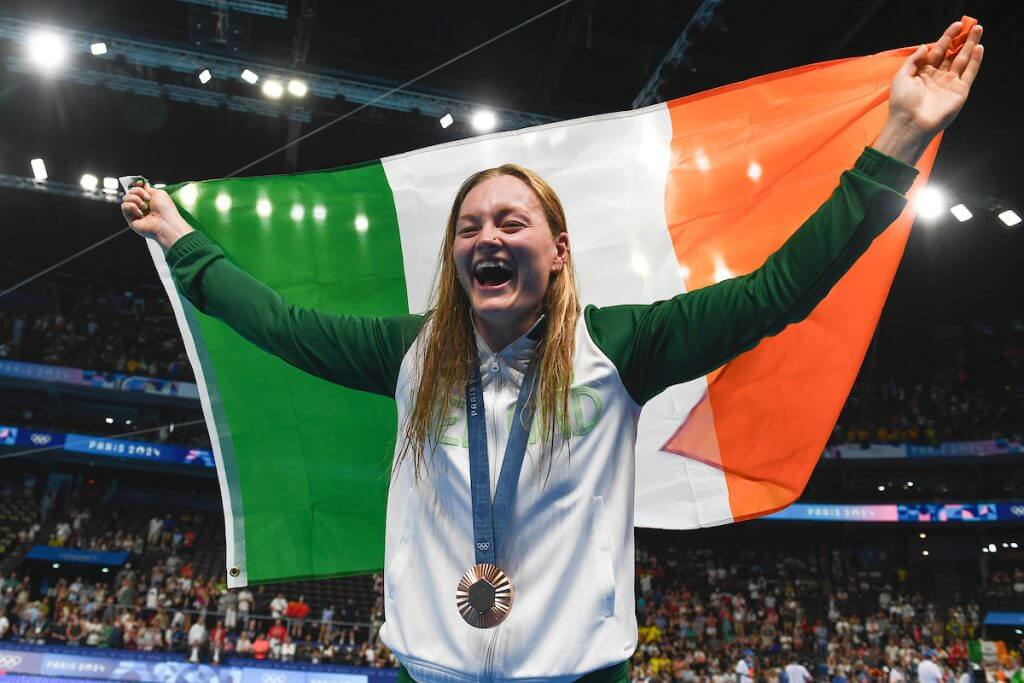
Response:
[453,170,570,347]
[120,19,984,683]
[401,165,578,489]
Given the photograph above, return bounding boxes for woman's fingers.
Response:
[925,21,961,69]
[899,44,928,77]
[128,186,151,202]
[122,201,144,221]
[951,25,982,78]
[960,44,984,88]
[122,194,147,214]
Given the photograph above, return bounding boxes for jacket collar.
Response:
[472,314,547,364]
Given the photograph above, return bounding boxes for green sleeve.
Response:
[165,230,423,397]
[586,146,918,406]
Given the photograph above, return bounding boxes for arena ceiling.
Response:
[0,0,1020,337]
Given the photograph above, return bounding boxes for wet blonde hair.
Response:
[396,164,580,482]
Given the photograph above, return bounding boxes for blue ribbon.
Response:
[465,350,540,566]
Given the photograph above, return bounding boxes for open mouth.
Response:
[473,259,514,289]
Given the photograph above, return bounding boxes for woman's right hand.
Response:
[121,180,194,250]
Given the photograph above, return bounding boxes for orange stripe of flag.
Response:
[659,46,943,521]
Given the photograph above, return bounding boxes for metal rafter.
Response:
[632,0,724,109]
[0,174,123,203]
[284,0,319,170]
[0,15,555,129]
[175,0,289,20]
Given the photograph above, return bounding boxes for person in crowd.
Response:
[187,617,206,663]
[235,630,253,656]
[209,619,226,664]
[736,650,756,683]
[252,631,270,661]
[918,650,944,683]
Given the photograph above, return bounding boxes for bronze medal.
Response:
[456,563,514,628]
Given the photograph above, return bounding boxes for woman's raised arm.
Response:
[123,183,421,397]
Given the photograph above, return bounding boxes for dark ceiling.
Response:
[0,0,1020,345]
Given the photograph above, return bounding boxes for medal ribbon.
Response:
[465,347,540,567]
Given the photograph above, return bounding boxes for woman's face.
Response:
[453,174,569,338]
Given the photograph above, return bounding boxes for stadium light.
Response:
[52,563,60,569]
[439,113,454,129]
[256,198,272,217]
[354,214,369,233]
[90,41,107,56]
[240,68,259,84]
[914,186,946,221]
[102,177,119,193]
[261,79,284,99]
[1013,542,1020,549]
[79,173,98,191]
[906,481,914,487]
[877,485,885,492]
[101,567,109,573]
[198,68,212,84]
[27,30,69,72]
[104,417,113,424]
[470,109,498,133]
[30,158,47,181]
[998,210,1021,227]
[921,550,929,557]
[287,79,307,97]
[949,203,972,222]
[982,547,989,553]
[989,543,997,552]
[919,533,926,539]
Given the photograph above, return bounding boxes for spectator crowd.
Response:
[627,543,1022,683]
[1,501,1022,682]
[0,282,193,383]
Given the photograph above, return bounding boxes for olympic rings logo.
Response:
[30,434,52,445]
[260,674,286,683]
[476,542,491,551]
[0,655,24,668]
[1011,506,1024,517]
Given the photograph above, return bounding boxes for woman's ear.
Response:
[552,232,570,272]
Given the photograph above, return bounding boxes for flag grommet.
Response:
[229,567,240,577]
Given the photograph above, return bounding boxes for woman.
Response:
[122,22,982,683]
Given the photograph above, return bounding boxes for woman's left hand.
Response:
[876,20,984,164]
[890,21,984,136]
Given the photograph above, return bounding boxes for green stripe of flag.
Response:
[168,160,408,583]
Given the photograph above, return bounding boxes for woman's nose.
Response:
[477,223,502,248]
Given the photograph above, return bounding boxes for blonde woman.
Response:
[122,21,982,683]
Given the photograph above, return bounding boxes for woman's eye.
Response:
[503,221,524,229]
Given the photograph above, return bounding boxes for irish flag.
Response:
[149,42,943,586]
